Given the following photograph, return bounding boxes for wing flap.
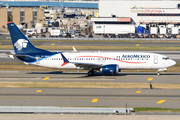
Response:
[72,62,102,70]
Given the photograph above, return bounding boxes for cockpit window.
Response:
[162,57,169,60]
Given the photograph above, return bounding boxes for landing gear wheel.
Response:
[157,72,160,76]
[87,70,94,76]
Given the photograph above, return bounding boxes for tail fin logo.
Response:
[14,39,28,50]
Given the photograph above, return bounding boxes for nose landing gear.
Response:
[157,72,160,76]
[157,68,167,76]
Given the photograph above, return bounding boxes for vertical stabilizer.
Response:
[7,22,47,55]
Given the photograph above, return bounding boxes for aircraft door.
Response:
[154,55,158,64]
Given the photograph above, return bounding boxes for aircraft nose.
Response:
[171,60,176,66]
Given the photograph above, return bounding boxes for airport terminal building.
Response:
[92,0,180,34]
[98,0,180,24]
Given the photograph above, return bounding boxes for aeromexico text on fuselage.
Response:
[121,55,150,58]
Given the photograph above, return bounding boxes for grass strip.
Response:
[0,62,24,65]
[0,82,180,89]
[0,64,77,71]
[134,107,180,112]
[1,45,180,51]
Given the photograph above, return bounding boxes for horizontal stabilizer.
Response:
[7,53,27,57]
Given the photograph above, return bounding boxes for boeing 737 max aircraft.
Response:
[7,22,176,76]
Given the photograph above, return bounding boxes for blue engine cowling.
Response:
[100,64,120,74]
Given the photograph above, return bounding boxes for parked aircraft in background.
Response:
[7,22,176,76]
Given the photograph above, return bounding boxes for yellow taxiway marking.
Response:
[157,100,166,104]
[136,91,142,93]
[43,77,49,80]
[51,44,55,46]
[91,99,98,102]
[36,90,42,92]
[136,44,140,46]
[148,78,153,81]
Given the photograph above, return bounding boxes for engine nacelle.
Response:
[100,64,119,74]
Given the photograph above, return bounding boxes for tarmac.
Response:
[0,71,179,83]
[0,87,180,109]
[0,71,180,109]
[1,38,180,47]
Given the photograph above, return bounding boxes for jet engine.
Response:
[100,64,120,74]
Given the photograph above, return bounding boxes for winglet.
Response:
[73,46,77,52]
[60,53,69,66]
[70,46,78,53]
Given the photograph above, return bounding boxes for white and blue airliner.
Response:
[7,22,176,76]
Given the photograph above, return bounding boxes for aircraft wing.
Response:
[72,62,102,70]
[7,53,27,61]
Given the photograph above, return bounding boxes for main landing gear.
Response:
[87,70,94,76]
[157,68,167,76]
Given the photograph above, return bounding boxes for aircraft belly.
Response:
[118,62,151,69]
